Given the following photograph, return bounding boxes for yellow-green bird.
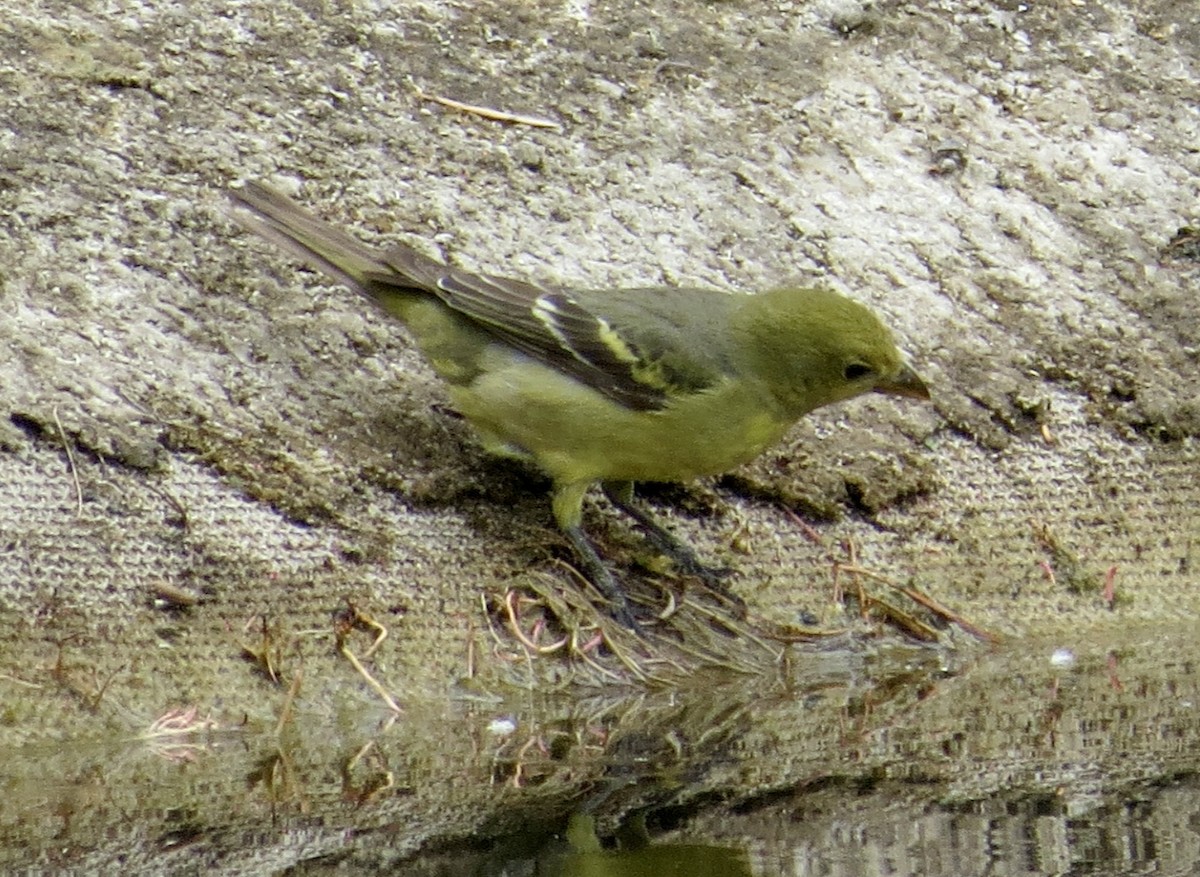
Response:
[228,181,929,630]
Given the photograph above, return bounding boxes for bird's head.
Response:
[735,286,929,416]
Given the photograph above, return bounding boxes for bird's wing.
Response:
[377,247,729,411]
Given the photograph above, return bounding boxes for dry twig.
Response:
[52,407,84,515]
[411,79,561,129]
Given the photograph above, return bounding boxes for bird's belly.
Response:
[452,370,790,485]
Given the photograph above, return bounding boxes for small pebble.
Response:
[1049,648,1076,668]
[487,716,518,735]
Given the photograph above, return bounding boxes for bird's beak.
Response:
[875,362,930,400]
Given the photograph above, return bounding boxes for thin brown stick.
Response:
[504,590,568,654]
[781,506,824,544]
[466,619,477,680]
[1102,565,1118,609]
[339,642,402,714]
[480,593,510,652]
[411,80,561,129]
[274,668,303,737]
[863,594,941,642]
[52,407,84,515]
[895,585,1000,643]
[837,562,999,643]
[0,674,43,689]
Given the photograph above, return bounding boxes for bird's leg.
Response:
[561,523,642,633]
[601,481,734,585]
[553,482,642,633]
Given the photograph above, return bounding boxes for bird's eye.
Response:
[843,362,873,381]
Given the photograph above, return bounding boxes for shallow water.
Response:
[4,621,1197,875]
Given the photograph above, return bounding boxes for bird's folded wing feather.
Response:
[377,247,727,411]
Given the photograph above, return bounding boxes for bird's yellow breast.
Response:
[449,351,792,486]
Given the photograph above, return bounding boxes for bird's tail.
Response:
[227,181,394,294]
